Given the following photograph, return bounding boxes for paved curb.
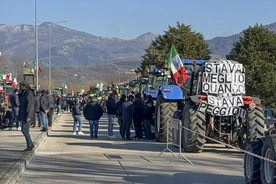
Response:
[1,114,61,184]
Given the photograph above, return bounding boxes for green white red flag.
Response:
[12,77,17,88]
[167,44,189,86]
[0,73,12,81]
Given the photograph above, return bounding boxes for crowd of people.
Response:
[3,80,69,152]
[2,80,156,151]
[72,92,155,141]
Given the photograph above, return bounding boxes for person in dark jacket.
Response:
[84,97,103,138]
[39,90,50,131]
[72,99,84,135]
[105,93,117,139]
[122,95,134,140]
[115,94,126,138]
[62,97,67,112]
[68,97,74,112]
[47,90,55,127]
[9,88,20,130]
[133,93,145,140]
[18,80,35,152]
[56,94,62,115]
[143,95,155,140]
[32,90,41,127]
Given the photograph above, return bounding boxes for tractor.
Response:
[128,79,139,94]
[144,68,169,100]
[244,109,276,184]
[155,59,265,154]
[137,75,150,96]
[154,59,204,142]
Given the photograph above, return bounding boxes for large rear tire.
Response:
[154,95,177,142]
[182,101,206,153]
[247,107,265,142]
[261,134,276,184]
[244,140,263,184]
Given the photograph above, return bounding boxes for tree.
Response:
[0,55,5,74]
[10,55,28,82]
[141,22,210,70]
[227,24,276,108]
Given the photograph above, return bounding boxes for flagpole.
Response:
[35,0,39,91]
[48,24,51,94]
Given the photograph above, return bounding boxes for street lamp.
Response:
[33,19,68,93]
[48,20,69,94]
[35,0,38,91]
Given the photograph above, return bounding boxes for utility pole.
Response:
[48,25,51,93]
[35,0,39,91]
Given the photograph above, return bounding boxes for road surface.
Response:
[16,113,245,184]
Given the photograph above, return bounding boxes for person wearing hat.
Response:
[83,96,103,138]
[18,80,35,152]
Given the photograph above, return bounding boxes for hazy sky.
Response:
[1,0,276,40]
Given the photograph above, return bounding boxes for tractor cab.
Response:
[144,68,169,99]
[137,75,150,96]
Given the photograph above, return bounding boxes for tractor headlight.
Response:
[249,103,256,110]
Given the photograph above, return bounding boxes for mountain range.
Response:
[1,21,276,86]
[1,21,276,66]
[0,22,155,68]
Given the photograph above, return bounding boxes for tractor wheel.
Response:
[261,134,276,184]
[244,140,263,184]
[237,126,247,150]
[246,107,265,143]
[182,101,206,153]
[154,95,177,142]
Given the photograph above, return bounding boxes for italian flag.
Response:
[0,73,12,81]
[167,44,189,86]
[12,77,17,88]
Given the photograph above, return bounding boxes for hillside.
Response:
[1,21,276,85]
[207,22,276,56]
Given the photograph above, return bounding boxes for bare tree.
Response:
[0,54,5,74]
[10,55,29,81]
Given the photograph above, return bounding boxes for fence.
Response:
[157,118,193,165]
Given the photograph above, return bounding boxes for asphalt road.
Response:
[16,113,245,184]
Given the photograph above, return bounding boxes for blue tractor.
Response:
[144,68,169,100]
[154,60,205,142]
[155,59,265,156]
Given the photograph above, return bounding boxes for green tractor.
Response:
[137,75,150,96]
[86,83,107,112]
